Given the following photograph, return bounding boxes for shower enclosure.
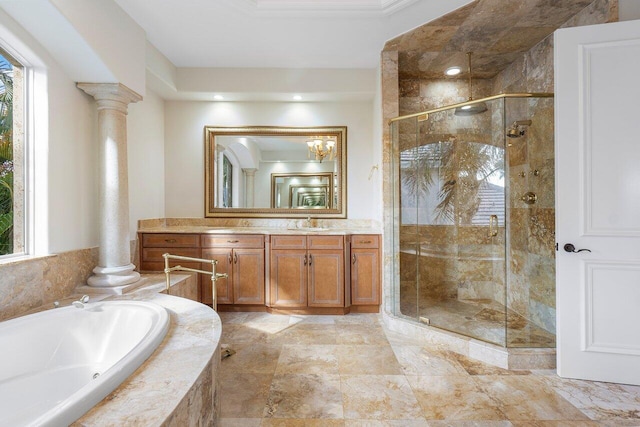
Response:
[391,94,556,348]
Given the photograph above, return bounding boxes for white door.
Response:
[556,19,640,386]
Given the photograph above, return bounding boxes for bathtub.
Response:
[0,300,170,427]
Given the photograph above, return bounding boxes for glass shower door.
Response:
[412,102,507,346]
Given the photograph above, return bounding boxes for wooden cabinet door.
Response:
[202,248,232,305]
[351,248,380,305]
[233,248,265,305]
[308,249,344,307]
[270,249,307,307]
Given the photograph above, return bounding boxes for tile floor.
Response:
[218,312,640,426]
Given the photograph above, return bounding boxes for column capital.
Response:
[243,168,258,176]
[77,83,142,113]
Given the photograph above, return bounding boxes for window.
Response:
[0,49,24,257]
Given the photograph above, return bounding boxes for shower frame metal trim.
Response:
[388,92,554,124]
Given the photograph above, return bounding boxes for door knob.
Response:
[563,243,591,253]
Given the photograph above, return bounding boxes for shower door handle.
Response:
[563,243,591,253]
[488,215,498,237]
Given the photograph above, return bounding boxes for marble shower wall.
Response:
[491,0,617,334]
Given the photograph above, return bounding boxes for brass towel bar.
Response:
[163,253,228,311]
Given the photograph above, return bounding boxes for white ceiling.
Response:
[113,0,472,69]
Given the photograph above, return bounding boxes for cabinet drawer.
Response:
[201,234,264,248]
[350,234,379,249]
[308,235,344,250]
[142,233,200,248]
[142,247,201,262]
[270,235,307,250]
[140,247,201,272]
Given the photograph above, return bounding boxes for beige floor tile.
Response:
[277,324,339,345]
[336,324,391,345]
[264,374,343,419]
[337,345,403,375]
[261,419,345,426]
[219,312,252,324]
[392,345,468,376]
[275,344,339,375]
[593,421,640,426]
[384,329,434,347]
[222,343,282,374]
[510,422,600,426]
[473,376,590,421]
[425,422,514,427]
[221,324,288,345]
[538,376,640,421]
[341,375,424,420]
[220,372,273,418]
[334,313,382,325]
[407,375,507,420]
[448,352,530,376]
[288,314,338,325]
[345,420,430,426]
[219,418,263,427]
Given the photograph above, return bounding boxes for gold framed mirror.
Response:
[205,126,347,218]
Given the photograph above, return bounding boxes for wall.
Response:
[164,101,379,221]
[128,88,166,239]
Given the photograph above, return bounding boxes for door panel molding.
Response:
[583,261,640,356]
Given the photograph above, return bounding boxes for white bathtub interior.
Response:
[0,300,169,427]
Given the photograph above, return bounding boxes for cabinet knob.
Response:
[164,239,177,243]
[359,240,372,244]
[227,240,239,243]
[352,254,357,264]
[303,254,307,265]
[308,254,312,265]
[233,252,238,264]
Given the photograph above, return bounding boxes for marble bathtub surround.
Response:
[2,271,217,425]
[77,83,142,288]
[0,247,98,321]
[218,311,640,426]
[72,290,220,426]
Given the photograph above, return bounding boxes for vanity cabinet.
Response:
[349,234,381,307]
[138,230,380,312]
[201,235,265,306]
[269,235,344,309]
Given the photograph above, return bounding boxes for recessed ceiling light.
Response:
[214,95,224,100]
[445,66,462,76]
[293,95,302,101]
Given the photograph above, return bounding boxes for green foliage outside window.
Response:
[0,54,13,255]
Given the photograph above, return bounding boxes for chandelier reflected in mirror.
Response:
[307,136,336,163]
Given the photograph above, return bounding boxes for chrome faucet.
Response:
[72,295,90,309]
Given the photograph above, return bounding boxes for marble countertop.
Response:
[138,225,382,235]
[70,286,221,425]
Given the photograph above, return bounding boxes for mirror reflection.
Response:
[271,173,333,209]
[205,126,346,218]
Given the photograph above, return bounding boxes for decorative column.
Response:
[77,83,142,287]
[243,168,257,208]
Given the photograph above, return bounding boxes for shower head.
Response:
[455,101,488,116]
[454,52,487,117]
[506,120,532,139]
